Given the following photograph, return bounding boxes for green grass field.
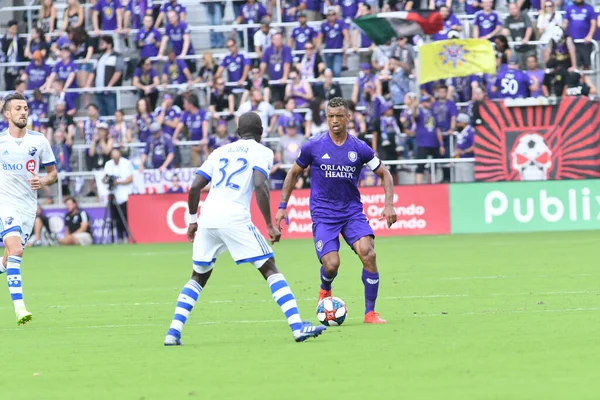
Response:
[1,231,599,400]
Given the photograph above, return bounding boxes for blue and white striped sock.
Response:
[267,273,303,332]
[6,256,24,310]
[167,280,202,339]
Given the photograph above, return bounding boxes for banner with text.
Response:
[127,185,451,243]
[450,179,600,233]
[475,97,600,182]
[43,206,108,243]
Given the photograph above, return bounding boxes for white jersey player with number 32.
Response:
[0,93,57,325]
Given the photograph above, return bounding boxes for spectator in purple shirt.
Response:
[93,0,123,35]
[282,0,302,23]
[492,54,536,99]
[432,6,462,41]
[289,11,318,52]
[432,84,458,182]
[564,0,596,69]
[236,0,268,50]
[318,7,349,77]
[260,32,293,106]
[136,15,161,59]
[208,119,238,152]
[139,122,175,172]
[337,0,363,22]
[153,93,182,137]
[473,0,503,40]
[464,0,482,15]
[173,94,209,167]
[167,174,185,193]
[29,89,49,119]
[216,39,251,93]
[22,51,52,91]
[411,95,444,184]
[124,0,153,32]
[133,58,160,109]
[276,98,305,136]
[161,49,193,86]
[299,0,322,21]
[155,0,187,28]
[159,11,196,73]
[454,113,475,182]
[42,43,78,112]
[526,55,545,97]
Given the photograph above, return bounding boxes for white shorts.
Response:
[192,223,274,273]
[73,232,93,246]
[0,205,35,247]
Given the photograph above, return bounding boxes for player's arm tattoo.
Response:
[188,175,209,215]
[253,170,273,227]
[280,163,304,203]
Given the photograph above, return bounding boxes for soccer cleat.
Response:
[317,288,331,305]
[164,335,183,346]
[293,322,326,342]
[363,311,387,324]
[16,308,32,325]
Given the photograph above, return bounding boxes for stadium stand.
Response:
[1,0,599,205]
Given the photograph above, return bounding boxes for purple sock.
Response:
[320,266,337,291]
[362,269,380,314]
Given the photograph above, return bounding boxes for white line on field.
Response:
[441,274,598,280]
[1,307,598,332]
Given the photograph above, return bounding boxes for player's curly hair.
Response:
[327,97,348,113]
[2,92,27,113]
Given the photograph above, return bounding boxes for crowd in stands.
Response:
[1,0,600,193]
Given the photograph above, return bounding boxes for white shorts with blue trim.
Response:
[192,223,274,273]
[0,205,34,247]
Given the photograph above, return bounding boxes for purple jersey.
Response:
[162,59,188,84]
[527,69,545,97]
[53,60,78,88]
[465,0,481,15]
[432,14,461,41]
[296,133,379,223]
[161,1,186,14]
[451,75,478,103]
[180,109,207,141]
[209,134,238,150]
[145,133,175,169]
[338,0,363,19]
[415,107,439,148]
[300,0,322,11]
[134,67,158,86]
[166,21,194,56]
[221,52,251,83]
[261,45,293,80]
[432,100,458,132]
[494,68,532,99]
[128,0,152,29]
[25,62,52,91]
[82,118,103,145]
[29,99,48,117]
[153,106,181,135]
[291,26,317,51]
[240,2,267,38]
[456,126,474,157]
[94,0,122,31]
[136,113,154,143]
[474,10,502,38]
[282,0,301,22]
[320,19,348,49]
[565,3,595,40]
[277,112,304,130]
[136,28,161,58]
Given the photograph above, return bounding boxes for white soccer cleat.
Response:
[16,307,32,325]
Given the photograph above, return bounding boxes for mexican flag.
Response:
[353,12,444,45]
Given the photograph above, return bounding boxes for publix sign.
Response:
[450,180,600,233]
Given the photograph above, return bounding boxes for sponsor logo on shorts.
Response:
[366,278,379,284]
[4,216,14,225]
[348,151,357,163]
[26,160,36,173]
[316,240,323,252]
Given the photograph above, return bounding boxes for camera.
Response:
[105,175,119,191]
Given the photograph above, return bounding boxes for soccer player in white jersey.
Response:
[0,92,57,325]
[164,112,326,345]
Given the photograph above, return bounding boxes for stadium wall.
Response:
[127,179,600,243]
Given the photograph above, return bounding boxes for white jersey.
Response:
[0,129,56,218]
[197,139,273,228]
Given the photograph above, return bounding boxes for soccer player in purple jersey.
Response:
[276,97,397,324]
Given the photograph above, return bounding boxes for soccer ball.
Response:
[316,296,347,326]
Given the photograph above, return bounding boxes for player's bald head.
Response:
[238,112,263,141]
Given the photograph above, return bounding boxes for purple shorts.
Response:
[312,215,374,261]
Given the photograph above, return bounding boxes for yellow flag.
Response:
[418,39,496,84]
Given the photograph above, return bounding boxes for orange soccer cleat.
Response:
[363,311,387,324]
[317,288,332,305]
